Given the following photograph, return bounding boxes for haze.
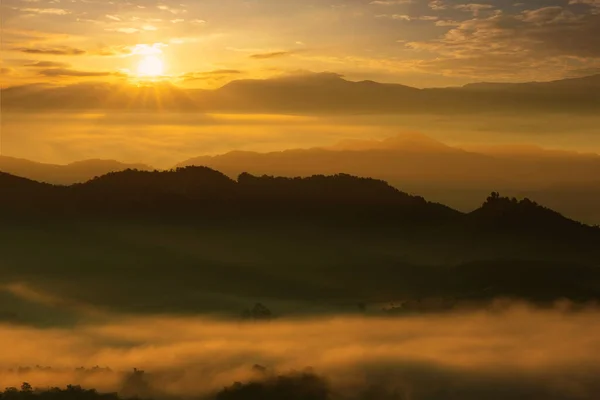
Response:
[2,0,600,399]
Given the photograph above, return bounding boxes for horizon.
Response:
[5,70,600,91]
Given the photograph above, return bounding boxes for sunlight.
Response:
[137,55,164,77]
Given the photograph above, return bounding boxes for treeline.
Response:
[0,384,122,400]
[0,371,332,400]
[0,167,456,223]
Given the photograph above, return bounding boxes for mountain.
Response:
[0,167,458,225]
[1,167,600,318]
[4,133,600,224]
[462,74,600,91]
[0,166,598,252]
[2,81,198,112]
[326,132,457,152]
[0,156,153,185]
[176,134,600,224]
[4,73,600,114]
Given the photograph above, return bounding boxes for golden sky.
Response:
[2,0,600,89]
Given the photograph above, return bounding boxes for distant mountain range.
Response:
[0,156,152,185]
[4,133,600,224]
[4,72,600,113]
[177,133,600,224]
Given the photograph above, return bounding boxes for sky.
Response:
[2,0,600,89]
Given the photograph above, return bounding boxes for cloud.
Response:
[370,0,414,4]
[105,27,141,34]
[428,0,448,10]
[250,51,298,59]
[93,43,167,57]
[565,67,600,77]
[15,47,86,56]
[404,5,600,79]
[376,14,438,21]
[157,4,188,15]
[181,69,244,81]
[0,307,600,399]
[18,8,72,15]
[25,61,70,68]
[38,68,123,77]
[454,3,495,16]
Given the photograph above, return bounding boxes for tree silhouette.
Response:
[216,372,330,400]
[19,384,32,394]
[241,303,273,321]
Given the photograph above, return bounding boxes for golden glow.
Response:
[137,55,164,77]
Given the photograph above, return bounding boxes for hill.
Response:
[176,134,600,224]
[0,156,152,185]
[0,166,597,246]
[1,167,599,320]
[0,167,458,224]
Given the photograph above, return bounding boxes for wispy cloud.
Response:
[38,68,124,77]
[14,47,86,56]
[25,61,71,68]
[250,51,299,59]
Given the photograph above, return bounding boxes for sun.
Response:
[137,55,164,77]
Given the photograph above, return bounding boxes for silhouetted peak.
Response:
[470,192,584,230]
[328,132,456,152]
[237,172,429,208]
[220,72,347,92]
[79,166,236,197]
[66,159,151,170]
[0,172,47,189]
[279,71,345,82]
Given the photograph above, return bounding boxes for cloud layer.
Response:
[1,307,600,399]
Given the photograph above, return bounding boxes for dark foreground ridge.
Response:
[1,167,599,315]
[0,166,593,223]
[0,166,597,239]
[0,167,457,222]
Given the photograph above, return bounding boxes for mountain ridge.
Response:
[0,166,596,232]
[4,134,600,223]
[2,167,599,312]
[4,73,600,113]
[0,156,152,185]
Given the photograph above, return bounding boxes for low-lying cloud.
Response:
[1,307,600,399]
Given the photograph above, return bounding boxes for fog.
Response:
[4,112,600,168]
[2,306,600,399]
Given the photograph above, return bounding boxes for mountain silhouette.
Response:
[176,135,600,224]
[1,167,600,314]
[325,132,458,152]
[0,156,152,185]
[2,81,197,111]
[0,167,597,240]
[0,167,459,225]
[0,167,600,320]
[5,73,600,114]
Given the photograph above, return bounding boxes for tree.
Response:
[241,303,273,321]
[251,303,273,320]
[486,191,501,204]
[20,383,32,393]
